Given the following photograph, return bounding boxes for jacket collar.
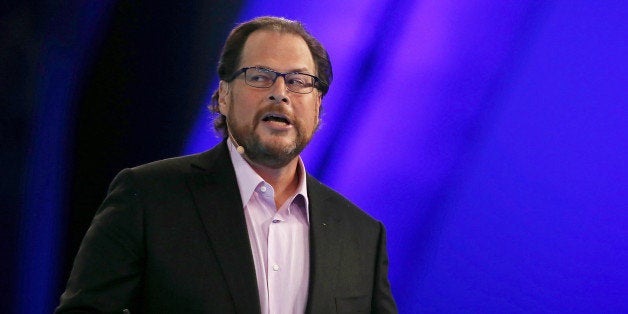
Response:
[305,174,344,313]
[189,141,345,313]
[187,140,261,314]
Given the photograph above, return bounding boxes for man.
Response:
[57,16,397,313]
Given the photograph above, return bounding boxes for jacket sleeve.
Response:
[56,169,144,313]
[371,222,398,313]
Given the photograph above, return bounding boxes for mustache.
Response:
[252,104,297,128]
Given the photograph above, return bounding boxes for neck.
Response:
[228,135,301,208]
[248,157,300,209]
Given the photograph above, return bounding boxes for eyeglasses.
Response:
[228,66,320,94]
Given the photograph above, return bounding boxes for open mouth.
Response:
[261,113,291,125]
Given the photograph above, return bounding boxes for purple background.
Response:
[7,0,626,312]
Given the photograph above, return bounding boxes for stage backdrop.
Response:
[10,0,626,312]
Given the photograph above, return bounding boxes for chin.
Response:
[259,133,295,147]
[263,140,298,156]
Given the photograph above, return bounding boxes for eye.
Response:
[246,69,274,84]
[249,74,270,82]
[287,78,305,86]
[286,74,310,87]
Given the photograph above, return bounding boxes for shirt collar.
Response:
[227,140,309,219]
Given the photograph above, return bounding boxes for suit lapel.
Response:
[186,142,260,314]
[185,143,346,313]
[306,175,344,313]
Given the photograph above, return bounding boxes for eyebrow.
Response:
[252,65,312,74]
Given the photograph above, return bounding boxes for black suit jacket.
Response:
[57,141,397,313]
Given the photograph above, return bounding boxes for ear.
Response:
[315,94,322,128]
[218,80,230,115]
[316,94,322,115]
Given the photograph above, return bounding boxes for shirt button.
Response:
[273,264,280,271]
[260,186,267,193]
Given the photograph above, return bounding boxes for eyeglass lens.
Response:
[244,68,315,94]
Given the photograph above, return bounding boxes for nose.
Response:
[268,76,289,103]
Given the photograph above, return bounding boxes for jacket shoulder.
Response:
[130,153,201,175]
[125,142,227,179]
[306,174,380,226]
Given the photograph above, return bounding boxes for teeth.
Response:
[263,113,289,124]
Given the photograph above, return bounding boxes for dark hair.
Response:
[209,16,333,137]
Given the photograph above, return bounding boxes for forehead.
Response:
[239,30,316,73]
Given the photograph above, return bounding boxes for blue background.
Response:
[4,0,626,312]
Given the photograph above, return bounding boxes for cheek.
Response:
[230,94,255,121]
[300,104,320,131]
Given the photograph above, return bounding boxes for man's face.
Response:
[218,30,322,168]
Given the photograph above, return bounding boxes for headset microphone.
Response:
[236,144,245,155]
[226,118,246,155]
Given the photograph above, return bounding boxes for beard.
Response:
[226,105,314,169]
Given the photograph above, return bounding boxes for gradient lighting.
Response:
[186,1,627,312]
[17,2,113,313]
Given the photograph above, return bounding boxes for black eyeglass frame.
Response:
[228,66,321,94]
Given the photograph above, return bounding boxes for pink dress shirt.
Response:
[228,141,310,314]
